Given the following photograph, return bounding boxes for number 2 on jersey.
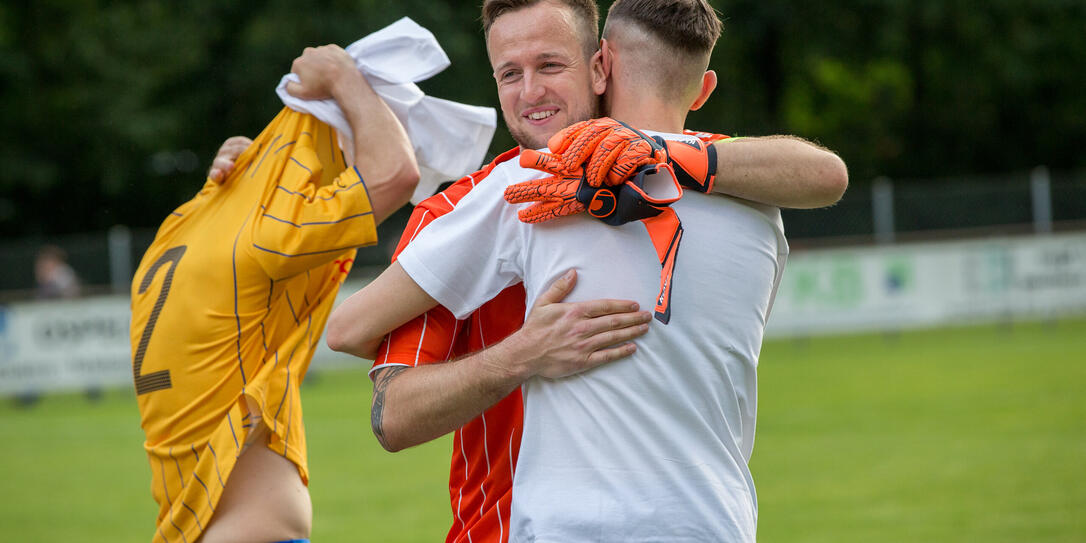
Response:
[132,245,186,395]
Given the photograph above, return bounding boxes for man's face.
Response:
[487,2,605,149]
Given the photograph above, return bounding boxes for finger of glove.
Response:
[583,123,665,186]
[547,118,621,154]
[553,122,623,174]
[519,148,567,174]
[518,199,585,224]
[604,143,664,186]
[584,135,642,186]
[610,139,668,185]
[504,175,582,203]
[546,120,595,155]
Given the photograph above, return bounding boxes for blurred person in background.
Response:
[34,245,81,299]
[15,244,83,407]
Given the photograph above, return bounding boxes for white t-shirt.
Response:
[398,131,789,542]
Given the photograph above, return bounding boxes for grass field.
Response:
[2,318,1084,542]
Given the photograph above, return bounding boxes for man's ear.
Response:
[591,39,611,96]
[689,70,717,111]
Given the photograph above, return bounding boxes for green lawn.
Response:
[754,319,1086,542]
[2,318,1083,542]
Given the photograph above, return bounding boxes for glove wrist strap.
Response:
[574,164,680,226]
[654,136,717,194]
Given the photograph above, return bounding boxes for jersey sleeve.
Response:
[370,150,524,376]
[369,304,462,376]
[250,139,378,280]
[397,168,528,320]
[683,128,731,144]
[390,197,449,263]
[370,189,463,376]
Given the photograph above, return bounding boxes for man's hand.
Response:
[521,117,719,194]
[285,44,360,101]
[519,118,665,188]
[493,269,652,380]
[207,136,253,184]
[503,171,585,223]
[504,163,681,225]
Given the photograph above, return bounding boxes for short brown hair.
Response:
[603,0,721,104]
[605,0,721,56]
[482,0,601,58]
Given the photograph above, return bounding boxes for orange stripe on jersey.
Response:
[641,209,684,324]
[371,304,460,371]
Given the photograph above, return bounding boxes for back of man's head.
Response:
[482,0,600,59]
[603,0,722,107]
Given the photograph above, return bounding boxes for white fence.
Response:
[766,232,1086,336]
[3,232,1086,395]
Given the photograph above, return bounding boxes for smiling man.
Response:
[328,1,823,539]
[490,0,606,150]
[323,1,844,542]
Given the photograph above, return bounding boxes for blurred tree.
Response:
[1,0,1084,237]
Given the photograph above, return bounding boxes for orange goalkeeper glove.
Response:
[520,117,718,193]
[519,118,666,188]
[504,163,682,225]
[502,171,585,224]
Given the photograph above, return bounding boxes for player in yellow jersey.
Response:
[130,45,419,543]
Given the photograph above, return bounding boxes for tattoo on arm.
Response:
[371,366,408,450]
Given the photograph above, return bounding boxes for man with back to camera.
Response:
[324,0,845,540]
[130,45,418,543]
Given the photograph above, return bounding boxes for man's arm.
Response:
[520,119,848,210]
[710,135,848,209]
[326,265,651,451]
[286,45,419,224]
[326,262,440,360]
[205,46,419,222]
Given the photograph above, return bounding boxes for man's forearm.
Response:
[332,70,418,224]
[327,262,439,360]
[372,339,527,452]
[712,135,848,209]
[368,269,652,451]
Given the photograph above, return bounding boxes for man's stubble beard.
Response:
[507,95,603,150]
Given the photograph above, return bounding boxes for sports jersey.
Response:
[131,108,376,543]
[397,130,788,542]
[371,148,526,543]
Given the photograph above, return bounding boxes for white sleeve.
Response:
[397,168,528,319]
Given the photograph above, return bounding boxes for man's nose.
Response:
[521,71,546,103]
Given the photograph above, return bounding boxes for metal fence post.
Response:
[872,176,895,244]
[1031,166,1052,234]
[108,225,132,293]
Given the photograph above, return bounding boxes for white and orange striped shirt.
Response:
[371,147,524,543]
